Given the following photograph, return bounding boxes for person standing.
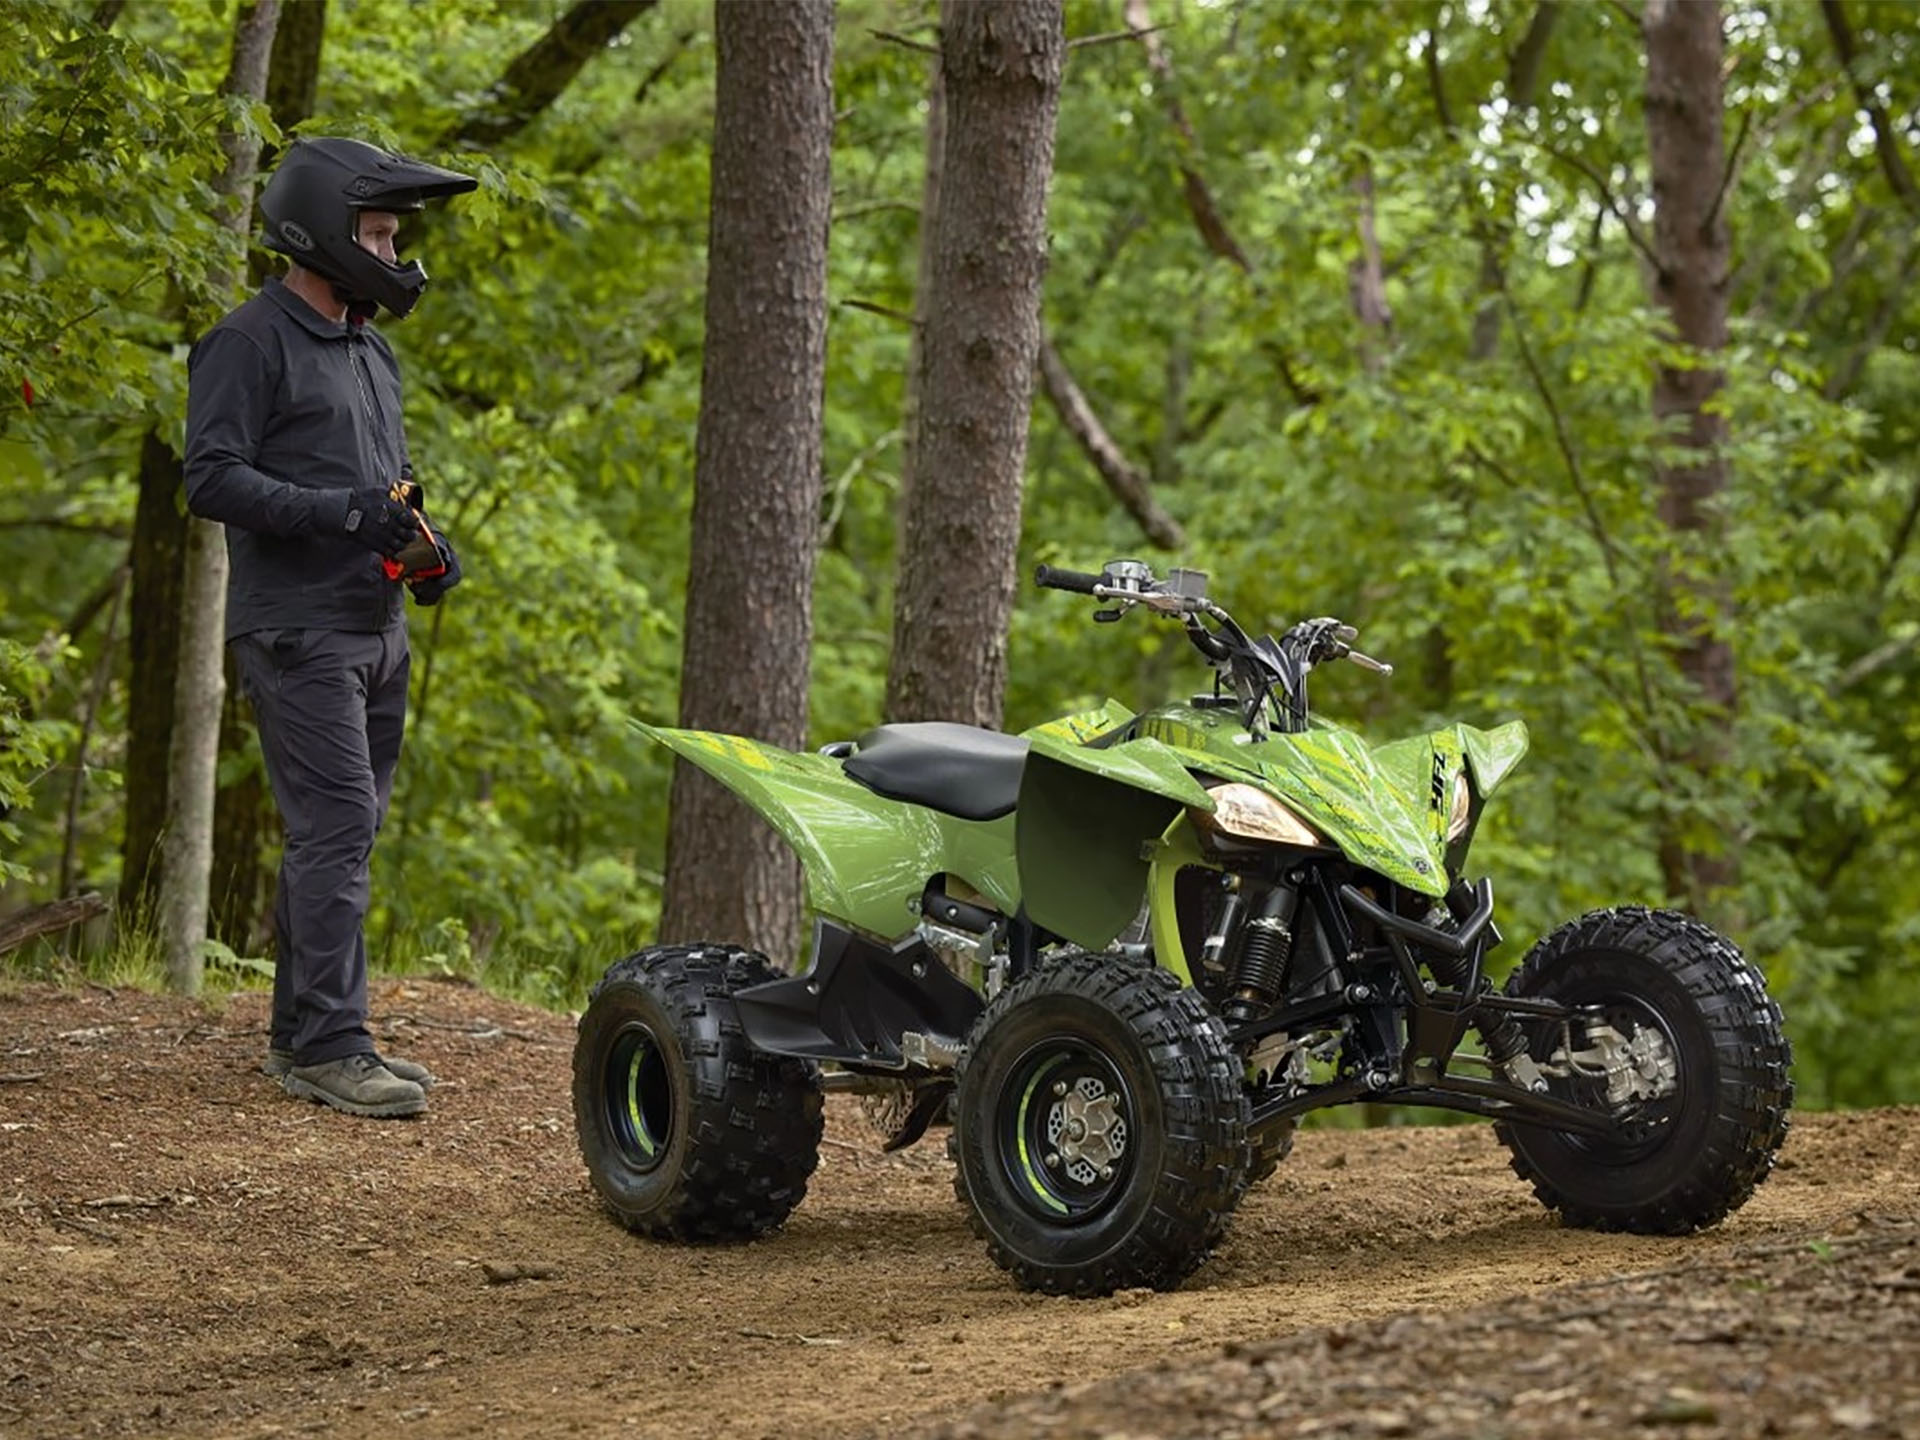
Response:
[183,137,475,1118]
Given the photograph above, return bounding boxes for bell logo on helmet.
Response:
[280,221,314,251]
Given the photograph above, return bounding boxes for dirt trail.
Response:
[1,979,1914,1440]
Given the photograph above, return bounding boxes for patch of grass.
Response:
[374,914,634,1015]
[3,899,273,1002]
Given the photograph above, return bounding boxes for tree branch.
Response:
[1785,203,1878,331]
[1466,1,1561,359]
[1124,0,1251,273]
[840,297,915,326]
[0,893,108,955]
[61,556,132,643]
[1501,292,1628,587]
[1037,335,1186,550]
[1424,29,1456,136]
[1821,0,1920,213]
[1541,144,1662,273]
[1824,229,1920,399]
[1506,0,1561,105]
[1702,105,1753,238]
[1877,471,1920,598]
[442,0,660,151]
[870,28,939,57]
[1068,25,1168,50]
[1124,0,1316,401]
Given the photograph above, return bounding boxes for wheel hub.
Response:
[1045,1077,1127,1184]
[1546,1017,1679,1108]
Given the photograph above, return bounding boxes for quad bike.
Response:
[573,559,1793,1295]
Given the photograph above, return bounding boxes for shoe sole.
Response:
[282,1073,428,1119]
[266,1056,436,1089]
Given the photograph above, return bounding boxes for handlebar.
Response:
[1033,564,1104,595]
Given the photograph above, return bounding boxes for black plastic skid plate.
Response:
[732,920,984,1068]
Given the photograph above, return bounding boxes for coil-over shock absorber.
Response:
[1223,882,1299,1023]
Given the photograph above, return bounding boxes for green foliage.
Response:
[0,636,72,884]
[1,0,1918,1099]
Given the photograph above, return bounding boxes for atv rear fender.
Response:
[635,722,1020,940]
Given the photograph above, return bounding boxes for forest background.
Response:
[3,0,1917,1110]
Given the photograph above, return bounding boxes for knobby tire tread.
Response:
[1494,906,1793,1236]
[951,952,1250,1296]
[576,942,823,1243]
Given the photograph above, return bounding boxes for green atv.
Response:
[573,559,1792,1295]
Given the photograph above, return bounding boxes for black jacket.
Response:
[184,277,411,639]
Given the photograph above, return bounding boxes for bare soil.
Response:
[1,979,1914,1440]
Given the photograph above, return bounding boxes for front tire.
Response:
[1494,907,1792,1234]
[572,943,823,1241]
[951,953,1250,1295]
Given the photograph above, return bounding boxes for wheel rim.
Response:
[1553,989,1691,1165]
[603,1022,674,1172]
[996,1039,1135,1224]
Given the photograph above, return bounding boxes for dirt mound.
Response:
[1,980,1914,1439]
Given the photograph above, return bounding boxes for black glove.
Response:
[408,533,462,606]
[332,486,419,556]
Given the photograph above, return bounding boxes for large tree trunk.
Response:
[1644,0,1736,909]
[158,0,281,996]
[657,0,834,966]
[885,0,1064,727]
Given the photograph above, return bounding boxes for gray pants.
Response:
[234,627,409,1066]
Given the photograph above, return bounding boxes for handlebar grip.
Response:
[1034,564,1104,595]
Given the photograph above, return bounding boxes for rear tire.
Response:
[572,943,822,1241]
[951,953,1250,1295]
[1494,907,1792,1234]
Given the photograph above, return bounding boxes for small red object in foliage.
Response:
[20,379,33,408]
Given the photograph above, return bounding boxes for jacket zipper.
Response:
[347,327,399,626]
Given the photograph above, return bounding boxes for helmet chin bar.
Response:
[319,252,430,320]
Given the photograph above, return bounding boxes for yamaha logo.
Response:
[280,221,314,250]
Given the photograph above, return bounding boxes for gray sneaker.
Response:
[282,1053,428,1118]
[266,1047,437,1088]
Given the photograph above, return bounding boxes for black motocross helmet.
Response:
[258,137,477,319]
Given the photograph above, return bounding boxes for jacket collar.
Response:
[264,275,352,340]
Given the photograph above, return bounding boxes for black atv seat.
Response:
[841,722,1030,822]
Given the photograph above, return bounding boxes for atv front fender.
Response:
[1014,733,1213,958]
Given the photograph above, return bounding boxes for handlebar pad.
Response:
[1034,564,1104,595]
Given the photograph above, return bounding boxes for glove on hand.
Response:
[408,533,462,606]
[334,486,420,556]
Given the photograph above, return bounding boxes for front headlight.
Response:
[1193,783,1326,847]
[1447,770,1473,842]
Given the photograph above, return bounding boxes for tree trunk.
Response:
[657,0,834,967]
[159,0,281,996]
[209,658,272,949]
[119,430,187,922]
[264,0,325,151]
[885,0,1064,728]
[1644,0,1736,909]
[1467,1,1560,359]
[897,59,946,551]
